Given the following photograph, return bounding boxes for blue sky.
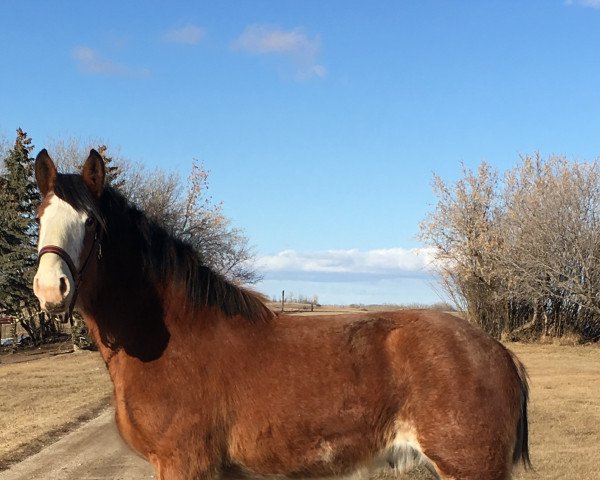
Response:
[2,1,600,305]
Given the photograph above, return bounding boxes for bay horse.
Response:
[32,149,530,480]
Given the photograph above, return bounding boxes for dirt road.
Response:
[0,409,154,480]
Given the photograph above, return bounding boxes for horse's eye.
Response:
[85,217,96,228]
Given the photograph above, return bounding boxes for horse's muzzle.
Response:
[33,269,73,317]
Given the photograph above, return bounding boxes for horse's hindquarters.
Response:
[383,313,527,480]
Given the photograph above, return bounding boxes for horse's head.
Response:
[33,149,106,315]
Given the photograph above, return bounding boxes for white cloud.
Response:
[71,46,150,77]
[565,0,600,7]
[255,247,439,279]
[163,24,206,45]
[232,24,326,79]
[233,25,312,54]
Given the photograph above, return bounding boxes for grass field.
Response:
[0,348,112,469]
[1,342,598,478]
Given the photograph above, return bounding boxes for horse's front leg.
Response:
[148,453,217,480]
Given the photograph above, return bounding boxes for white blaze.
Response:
[34,194,88,310]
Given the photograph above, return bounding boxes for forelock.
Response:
[52,174,106,230]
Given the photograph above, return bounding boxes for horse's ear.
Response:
[82,149,106,197]
[35,149,57,197]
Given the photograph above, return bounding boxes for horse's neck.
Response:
[80,239,172,364]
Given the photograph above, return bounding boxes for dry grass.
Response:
[510,343,600,480]
[0,342,599,479]
[267,303,417,316]
[0,350,112,469]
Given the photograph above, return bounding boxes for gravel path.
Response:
[0,409,154,480]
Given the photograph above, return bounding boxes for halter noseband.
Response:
[38,230,102,322]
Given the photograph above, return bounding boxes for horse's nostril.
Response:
[59,276,68,296]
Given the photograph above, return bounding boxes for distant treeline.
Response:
[271,292,320,305]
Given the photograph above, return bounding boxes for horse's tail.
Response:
[509,351,532,469]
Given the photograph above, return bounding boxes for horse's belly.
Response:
[225,432,433,480]
[226,418,434,480]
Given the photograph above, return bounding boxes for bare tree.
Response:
[420,162,508,336]
[421,155,600,341]
[46,137,127,186]
[0,133,9,174]
[496,155,600,338]
[121,159,261,284]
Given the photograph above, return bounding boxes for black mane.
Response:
[52,173,272,323]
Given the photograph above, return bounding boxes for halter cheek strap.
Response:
[38,232,102,322]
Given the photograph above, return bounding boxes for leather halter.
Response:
[38,230,102,322]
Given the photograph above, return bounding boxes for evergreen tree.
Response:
[0,128,38,316]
